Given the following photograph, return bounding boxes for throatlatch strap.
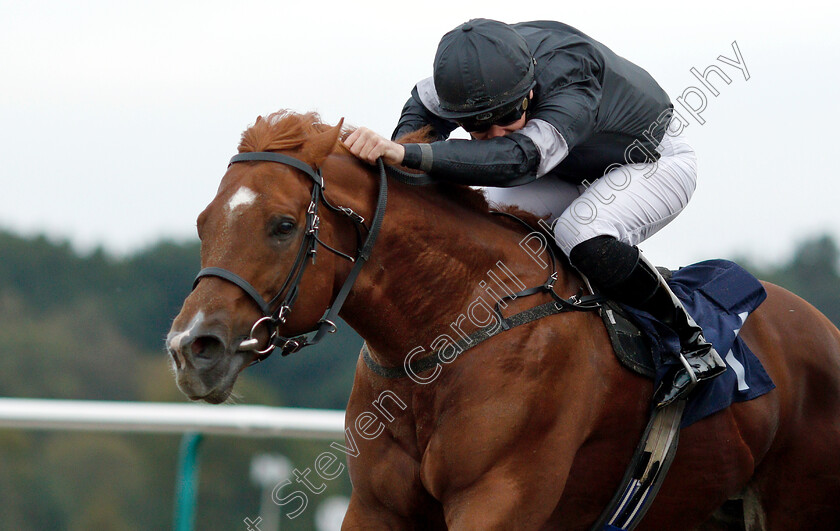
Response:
[308,159,388,347]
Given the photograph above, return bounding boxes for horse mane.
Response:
[238,110,334,155]
[238,110,545,230]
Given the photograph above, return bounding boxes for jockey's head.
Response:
[433,18,535,138]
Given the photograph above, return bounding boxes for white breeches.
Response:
[481,129,698,256]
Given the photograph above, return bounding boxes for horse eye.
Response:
[269,218,296,238]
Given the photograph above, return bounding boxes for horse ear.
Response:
[305,118,344,168]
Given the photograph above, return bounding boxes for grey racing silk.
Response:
[519,118,569,177]
[394,20,673,185]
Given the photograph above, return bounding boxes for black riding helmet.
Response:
[433,19,536,131]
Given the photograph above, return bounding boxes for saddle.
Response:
[597,273,670,381]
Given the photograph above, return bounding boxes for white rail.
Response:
[0,398,346,440]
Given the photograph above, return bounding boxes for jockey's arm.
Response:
[401,134,541,187]
[391,87,458,142]
[346,78,600,187]
[401,77,603,186]
[344,126,542,187]
[397,81,601,187]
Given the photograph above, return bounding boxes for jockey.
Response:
[344,18,726,407]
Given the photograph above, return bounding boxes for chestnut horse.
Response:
[167,111,840,530]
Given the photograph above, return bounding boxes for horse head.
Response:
[166,111,363,403]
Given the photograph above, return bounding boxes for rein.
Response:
[192,152,387,363]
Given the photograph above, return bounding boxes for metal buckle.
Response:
[677,353,700,387]
[307,214,320,235]
[280,338,303,356]
[319,319,337,334]
[277,305,291,324]
[339,206,365,224]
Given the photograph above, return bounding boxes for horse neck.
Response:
[336,170,579,365]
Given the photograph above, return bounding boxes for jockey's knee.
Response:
[568,235,641,295]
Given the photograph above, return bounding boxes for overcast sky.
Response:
[2,0,838,268]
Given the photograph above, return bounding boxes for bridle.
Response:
[192,151,387,364]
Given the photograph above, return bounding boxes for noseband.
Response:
[192,151,387,364]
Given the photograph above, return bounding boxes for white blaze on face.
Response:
[226,186,258,218]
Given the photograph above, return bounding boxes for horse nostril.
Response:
[189,335,225,361]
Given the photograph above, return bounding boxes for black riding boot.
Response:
[569,236,726,408]
[631,254,727,407]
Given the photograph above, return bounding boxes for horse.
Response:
[166,111,840,529]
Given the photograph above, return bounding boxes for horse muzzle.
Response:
[166,313,251,403]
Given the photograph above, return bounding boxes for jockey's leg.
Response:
[479,175,581,219]
[569,237,726,406]
[552,128,725,407]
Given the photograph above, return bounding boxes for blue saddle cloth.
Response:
[622,259,775,427]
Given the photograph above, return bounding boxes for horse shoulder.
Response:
[342,356,444,526]
[417,309,650,526]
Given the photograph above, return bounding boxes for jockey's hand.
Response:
[344,127,405,166]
